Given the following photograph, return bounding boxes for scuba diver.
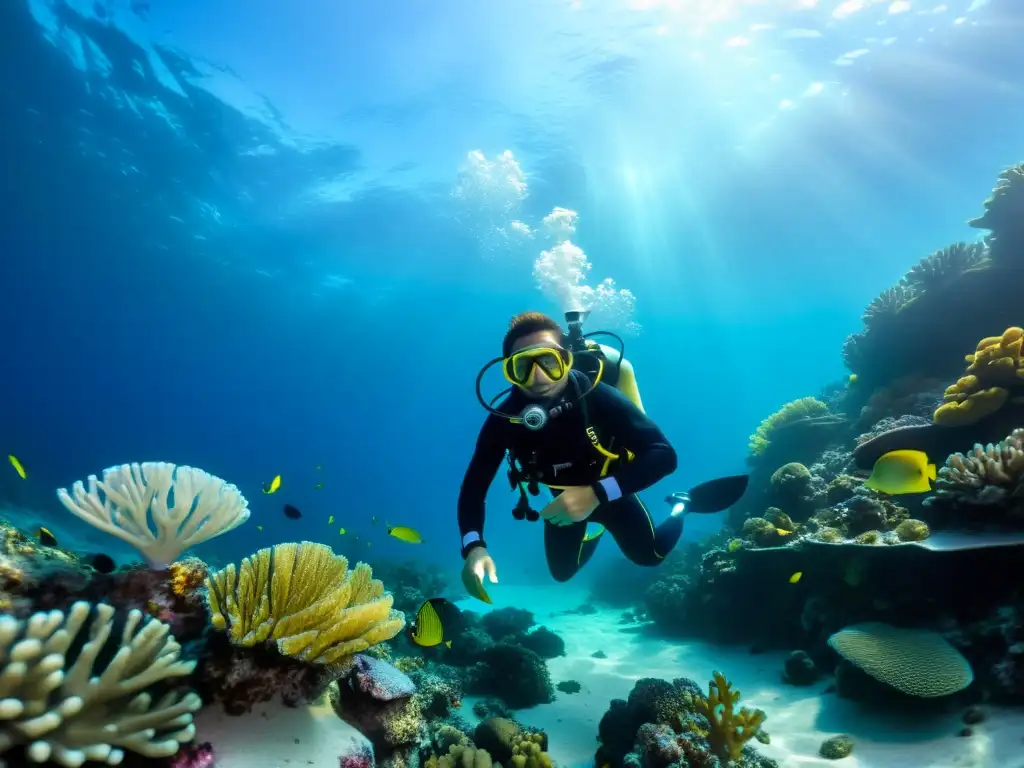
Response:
[457,310,749,595]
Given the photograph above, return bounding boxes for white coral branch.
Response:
[0,602,201,767]
[56,462,250,568]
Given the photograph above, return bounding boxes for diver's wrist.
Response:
[462,540,487,559]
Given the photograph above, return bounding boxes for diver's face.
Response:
[510,330,571,399]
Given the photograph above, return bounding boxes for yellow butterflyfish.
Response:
[7,455,26,480]
[387,523,423,544]
[339,527,347,535]
[864,450,935,495]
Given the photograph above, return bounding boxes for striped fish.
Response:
[408,598,459,648]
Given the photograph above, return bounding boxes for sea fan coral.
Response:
[205,541,405,667]
[56,463,250,569]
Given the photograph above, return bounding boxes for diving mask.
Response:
[502,345,573,388]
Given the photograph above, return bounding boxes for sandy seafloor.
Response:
[454,585,1024,768]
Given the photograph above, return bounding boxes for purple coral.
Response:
[339,742,375,768]
[169,742,215,768]
[349,653,416,700]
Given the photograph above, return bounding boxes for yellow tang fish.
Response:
[339,527,347,535]
[407,597,460,648]
[257,525,263,532]
[789,571,803,584]
[328,515,334,525]
[8,455,26,480]
[387,523,423,544]
[262,475,282,494]
[864,450,935,495]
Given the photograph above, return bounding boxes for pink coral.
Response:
[339,742,375,768]
[170,742,215,768]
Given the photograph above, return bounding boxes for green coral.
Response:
[819,734,854,759]
[694,671,767,762]
[748,398,830,456]
[854,530,881,545]
[894,519,930,542]
[814,526,844,543]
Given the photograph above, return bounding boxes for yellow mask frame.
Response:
[502,346,574,389]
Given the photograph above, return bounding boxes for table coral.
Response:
[828,622,974,697]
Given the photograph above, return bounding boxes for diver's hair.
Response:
[502,312,564,357]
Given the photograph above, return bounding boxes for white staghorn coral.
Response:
[57,462,250,568]
[0,601,201,767]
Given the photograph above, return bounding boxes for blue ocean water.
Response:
[0,0,1020,582]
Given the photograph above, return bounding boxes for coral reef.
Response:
[969,163,1024,262]
[205,541,405,666]
[56,462,250,569]
[466,643,554,709]
[596,674,774,768]
[0,601,201,766]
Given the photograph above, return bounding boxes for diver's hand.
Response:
[462,546,498,595]
[541,486,599,526]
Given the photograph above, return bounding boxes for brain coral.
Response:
[828,622,973,697]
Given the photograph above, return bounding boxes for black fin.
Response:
[685,474,749,514]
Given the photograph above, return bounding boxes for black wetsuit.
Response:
[458,370,681,582]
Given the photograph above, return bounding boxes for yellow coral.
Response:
[205,541,405,666]
[694,671,766,762]
[748,398,830,456]
[510,732,554,768]
[169,558,208,596]
[934,327,1024,425]
[426,744,494,768]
